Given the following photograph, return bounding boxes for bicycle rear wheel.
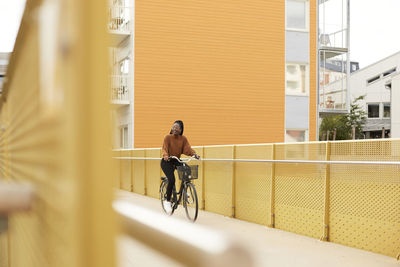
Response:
[160,180,175,215]
[183,182,198,222]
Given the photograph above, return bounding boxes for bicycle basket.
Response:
[176,165,198,180]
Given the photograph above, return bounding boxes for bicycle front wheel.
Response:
[183,182,198,222]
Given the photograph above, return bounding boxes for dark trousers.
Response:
[160,159,181,201]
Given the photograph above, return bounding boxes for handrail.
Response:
[112,157,400,166]
[0,182,35,214]
[113,200,253,267]
[169,155,199,163]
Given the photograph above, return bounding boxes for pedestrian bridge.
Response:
[115,190,398,267]
[113,142,400,266]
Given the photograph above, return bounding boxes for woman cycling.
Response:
[161,120,200,213]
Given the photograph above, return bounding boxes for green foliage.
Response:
[319,95,367,140]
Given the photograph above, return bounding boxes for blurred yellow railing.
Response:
[114,139,400,259]
[0,0,114,267]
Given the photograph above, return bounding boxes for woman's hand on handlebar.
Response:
[193,154,200,160]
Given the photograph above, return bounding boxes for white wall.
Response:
[110,0,135,148]
[349,52,400,109]
[391,72,400,138]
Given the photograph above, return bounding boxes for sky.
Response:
[0,0,400,68]
[350,0,400,68]
[0,0,25,52]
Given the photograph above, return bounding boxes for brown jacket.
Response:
[162,134,195,159]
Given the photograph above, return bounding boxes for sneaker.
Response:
[163,200,172,214]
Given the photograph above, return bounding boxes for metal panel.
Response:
[286,31,309,63]
[235,145,273,226]
[285,96,309,129]
[0,0,115,266]
[203,146,234,217]
[112,150,121,188]
[0,231,8,267]
[309,0,317,141]
[329,140,400,257]
[145,149,161,198]
[120,150,132,191]
[132,150,145,195]
[274,142,326,239]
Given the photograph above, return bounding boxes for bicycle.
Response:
[160,156,199,222]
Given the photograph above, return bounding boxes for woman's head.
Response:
[170,120,184,135]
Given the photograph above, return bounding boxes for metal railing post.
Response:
[202,148,206,210]
[321,141,331,241]
[119,150,122,189]
[269,144,276,228]
[144,150,147,195]
[131,150,135,192]
[231,146,236,218]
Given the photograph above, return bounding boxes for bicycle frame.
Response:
[171,178,191,208]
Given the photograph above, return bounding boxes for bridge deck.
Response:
[116,190,398,267]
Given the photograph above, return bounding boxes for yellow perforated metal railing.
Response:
[116,139,400,258]
[0,0,115,266]
[329,140,400,257]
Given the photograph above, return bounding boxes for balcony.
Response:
[108,6,132,46]
[111,75,129,105]
[318,0,350,114]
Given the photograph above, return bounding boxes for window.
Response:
[384,103,390,118]
[119,125,129,148]
[368,104,379,118]
[285,129,306,142]
[367,75,380,85]
[383,68,396,77]
[120,58,130,74]
[286,0,308,30]
[286,63,308,95]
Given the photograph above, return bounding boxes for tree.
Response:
[319,95,367,140]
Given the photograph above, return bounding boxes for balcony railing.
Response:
[110,75,129,104]
[108,6,132,33]
[319,28,348,50]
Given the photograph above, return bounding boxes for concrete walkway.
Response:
[116,190,399,267]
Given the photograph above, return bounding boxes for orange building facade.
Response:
[132,0,316,148]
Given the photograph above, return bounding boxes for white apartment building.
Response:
[323,51,400,138]
[351,52,400,138]
[391,72,400,138]
[108,0,134,148]
[106,0,350,145]
[0,53,10,93]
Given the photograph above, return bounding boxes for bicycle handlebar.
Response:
[169,156,199,163]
